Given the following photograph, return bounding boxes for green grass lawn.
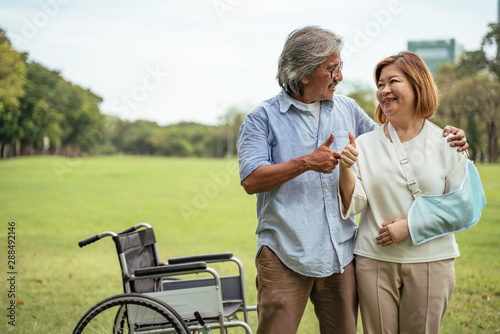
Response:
[0,156,498,333]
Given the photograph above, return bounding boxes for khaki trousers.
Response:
[256,246,358,334]
[356,256,455,334]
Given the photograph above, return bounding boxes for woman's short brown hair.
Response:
[374,51,439,124]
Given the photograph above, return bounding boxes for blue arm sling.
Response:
[388,123,487,246]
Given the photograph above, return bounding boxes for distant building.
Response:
[407,39,464,75]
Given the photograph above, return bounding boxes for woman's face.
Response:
[376,64,416,120]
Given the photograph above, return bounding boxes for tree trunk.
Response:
[470,146,478,161]
[55,140,62,156]
[488,119,498,163]
[2,144,10,158]
[15,139,21,156]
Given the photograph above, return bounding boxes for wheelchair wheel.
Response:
[73,293,189,334]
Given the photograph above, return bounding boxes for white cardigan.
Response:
[339,120,467,263]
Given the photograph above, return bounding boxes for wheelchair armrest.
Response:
[168,252,233,265]
[134,261,207,277]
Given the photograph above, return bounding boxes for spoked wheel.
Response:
[73,293,189,334]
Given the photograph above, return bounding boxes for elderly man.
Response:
[237,26,467,334]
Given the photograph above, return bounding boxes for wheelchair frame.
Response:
[73,223,256,334]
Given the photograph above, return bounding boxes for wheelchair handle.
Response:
[78,231,117,248]
[118,222,152,235]
[79,223,151,248]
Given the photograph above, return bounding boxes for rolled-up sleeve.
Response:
[237,109,272,183]
[338,166,368,219]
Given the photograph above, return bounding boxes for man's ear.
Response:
[301,76,309,85]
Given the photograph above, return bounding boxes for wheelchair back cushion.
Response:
[113,228,161,293]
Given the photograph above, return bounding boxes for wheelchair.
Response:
[73,223,256,334]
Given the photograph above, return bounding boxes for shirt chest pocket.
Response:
[332,132,350,153]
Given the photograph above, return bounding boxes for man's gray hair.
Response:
[277,26,343,96]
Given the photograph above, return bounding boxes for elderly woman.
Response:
[338,51,470,334]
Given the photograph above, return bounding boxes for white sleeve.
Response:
[338,165,368,219]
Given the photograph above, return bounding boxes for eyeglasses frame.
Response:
[317,61,343,78]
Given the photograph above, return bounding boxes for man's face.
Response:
[300,52,343,104]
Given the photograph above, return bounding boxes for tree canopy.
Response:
[434,23,500,163]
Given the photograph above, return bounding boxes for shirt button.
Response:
[325,188,328,192]
[308,115,313,119]
[329,213,333,217]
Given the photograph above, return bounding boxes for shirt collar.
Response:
[277,88,334,113]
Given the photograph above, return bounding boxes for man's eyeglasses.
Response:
[317,61,343,78]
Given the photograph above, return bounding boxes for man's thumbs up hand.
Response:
[321,133,335,148]
[306,133,340,174]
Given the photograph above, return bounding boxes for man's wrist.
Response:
[293,154,313,173]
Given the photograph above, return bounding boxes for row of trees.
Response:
[0,24,498,161]
[0,26,245,159]
[0,28,104,158]
[101,114,243,158]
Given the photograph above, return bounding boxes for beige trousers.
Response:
[256,246,358,334]
[355,256,455,334]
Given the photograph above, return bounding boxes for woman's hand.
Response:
[443,125,469,153]
[376,219,410,246]
[339,131,358,169]
[338,131,358,211]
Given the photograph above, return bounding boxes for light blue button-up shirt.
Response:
[237,90,378,277]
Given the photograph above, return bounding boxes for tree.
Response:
[18,61,63,154]
[16,61,104,156]
[436,22,500,163]
[58,83,104,155]
[436,67,499,162]
[482,23,500,82]
[160,122,218,157]
[217,105,249,158]
[337,81,377,120]
[0,28,26,157]
[102,117,219,157]
[0,26,106,158]
[121,120,159,155]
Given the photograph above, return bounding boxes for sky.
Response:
[0,0,497,126]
